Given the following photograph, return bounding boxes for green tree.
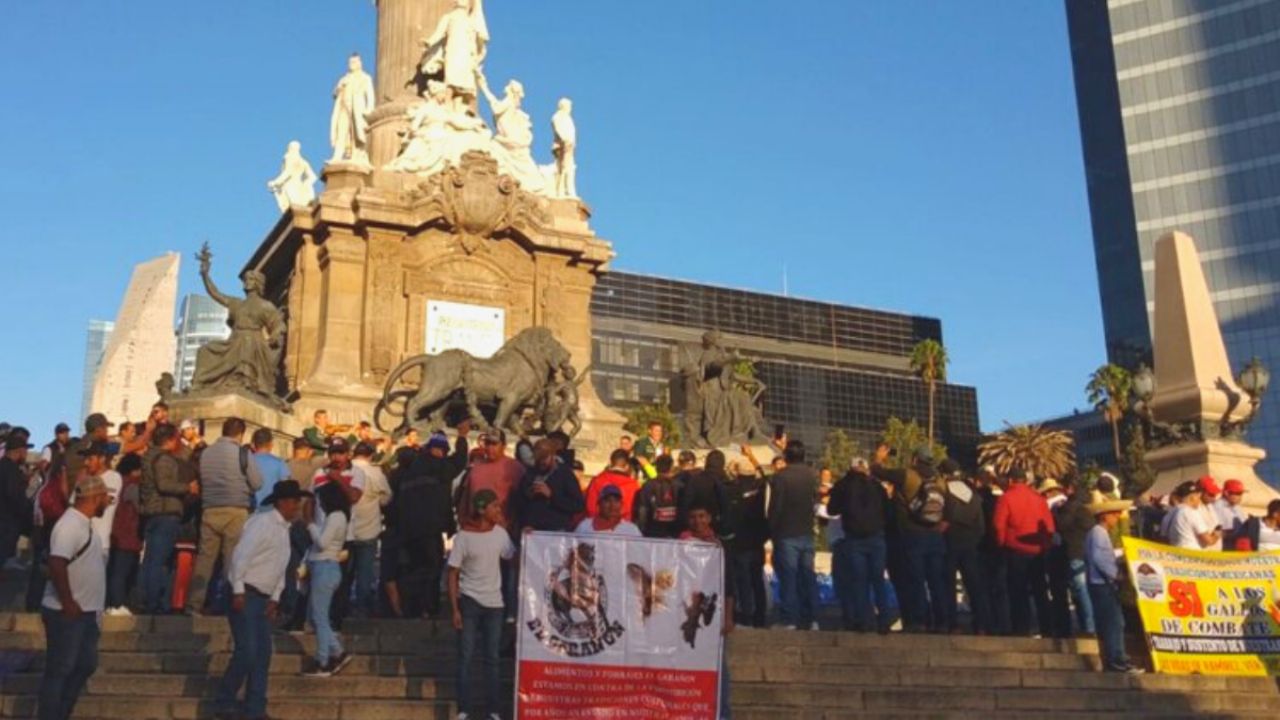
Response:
[622,404,682,448]
[977,423,1075,480]
[820,429,861,475]
[909,339,949,445]
[1120,418,1155,497]
[880,417,946,469]
[1086,363,1132,466]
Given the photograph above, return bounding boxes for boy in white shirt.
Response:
[449,489,515,720]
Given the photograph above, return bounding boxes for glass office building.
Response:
[81,319,115,421]
[589,272,981,461]
[1067,0,1280,477]
[174,294,231,391]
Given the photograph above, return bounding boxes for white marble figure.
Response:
[329,53,376,164]
[267,141,318,211]
[478,75,548,194]
[388,81,490,175]
[421,0,489,114]
[552,98,578,199]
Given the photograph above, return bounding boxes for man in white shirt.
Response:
[1167,482,1222,551]
[348,442,392,617]
[1214,479,1249,546]
[93,450,123,560]
[38,474,111,720]
[576,485,642,537]
[1195,477,1226,551]
[215,480,309,720]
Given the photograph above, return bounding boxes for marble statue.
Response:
[421,0,489,114]
[189,243,288,408]
[478,75,548,194]
[330,53,376,164]
[552,98,578,198]
[267,141,317,211]
[679,331,766,448]
[375,327,579,438]
[388,80,490,175]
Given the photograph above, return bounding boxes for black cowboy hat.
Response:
[262,480,313,505]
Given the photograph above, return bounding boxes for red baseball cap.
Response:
[1223,479,1246,495]
[1197,476,1221,496]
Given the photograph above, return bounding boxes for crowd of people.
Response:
[6,410,1280,719]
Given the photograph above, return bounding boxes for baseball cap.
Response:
[1197,475,1221,496]
[179,419,197,431]
[599,484,623,501]
[74,475,109,499]
[77,441,110,458]
[473,488,499,512]
[426,433,450,451]
[54,422,71,435]
[84,413,114,434]
[1224,479,1246,495]
[327,438,350,454]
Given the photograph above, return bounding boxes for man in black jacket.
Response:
[827,457,894,633]
[517,438,584,533]
[941,460,991,634]
[768,441,819,630]
[398,427,468,618]
[1051,478,1095,637]
[0,435,33,568]
[723,457,769,627]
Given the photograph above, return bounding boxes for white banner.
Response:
[424,300,505,357]
[516,531,725,719]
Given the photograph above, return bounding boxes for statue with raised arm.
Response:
[552,98,578,198]
[267,141,317,211]
[189,243,288,407]
[679,330,766,448]
[329,53,375,164]
[478,75,548,194]
[421,0,489,115]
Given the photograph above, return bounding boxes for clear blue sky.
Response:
[0,1,1104,441]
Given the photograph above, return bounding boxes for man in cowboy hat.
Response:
[215,480,310,720]
[1084,497,1143,674]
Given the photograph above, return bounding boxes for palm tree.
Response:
[910,339,949,445]
[1086,363,1132,465]
[978,423,1076,480]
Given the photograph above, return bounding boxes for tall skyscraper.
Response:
[1067,0,1280,473]
[89,253,180,424]
[80,319,115,421]
[174,294,230,391]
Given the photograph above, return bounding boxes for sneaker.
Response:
[329,652,353,676]
[457,714,470,720]
[779,625,797,631]
[487,714,503,720]
[808,622,821,631]
[301,660,332,678]
[107,606,134,617]
[1123,665,1146,675]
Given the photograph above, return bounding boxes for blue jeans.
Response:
[347,540,378,616]
[1069,559,1096,634]
[731,547,767,627]
[903,531,948,631]
[457,595,503,716]
[719,644,732,720]
[841,534,892,631]
[106,549,139,609]
[140,515,181,614]
[309,560,344,665]
[946,542,992,634]
[1088,582,1129,670]
[217,590,273,717]
[38,609,99,720]
[829,539,853,628]
[773,535,817,627]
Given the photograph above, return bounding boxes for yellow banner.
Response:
[1122,537,1280,675]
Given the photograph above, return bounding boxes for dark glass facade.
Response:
[1066,0,1280,479]
[590,272,981,462]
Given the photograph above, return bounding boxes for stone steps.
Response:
[0,616,1276,719]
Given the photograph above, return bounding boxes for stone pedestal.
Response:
[1142,231,1280,513]
[167,392,300,451]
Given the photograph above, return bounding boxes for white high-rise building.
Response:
[90,253,180,424]
[80,319,115,421]
[174,294,230,391]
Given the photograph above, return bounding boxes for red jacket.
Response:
[993,483,1056,556]
[585,469,640,521]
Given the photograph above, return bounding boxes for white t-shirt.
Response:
[1169,505,1214,550]
[574,518,643,537]
[91,470,123,558]
[1258,523,1280,552]
[43,508,107,612]
[1198,504,1224,551]
[448,526,515,608]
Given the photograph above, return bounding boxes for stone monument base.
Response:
[1144,439,1279,515]
[168,392,300,451]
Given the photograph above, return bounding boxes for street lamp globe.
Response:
[1133,363,1156,403]
[1238,357,1271,400]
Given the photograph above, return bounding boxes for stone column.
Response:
[306,233,368,390]
[369,0,452,167]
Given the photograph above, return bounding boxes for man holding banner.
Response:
[1085,497,1143,675]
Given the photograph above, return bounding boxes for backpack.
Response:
[842,475,885,538]
[907,471,947,527]
[651,480,679,525]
